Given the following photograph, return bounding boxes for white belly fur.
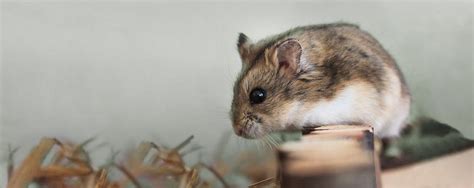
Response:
[285,68,410,138]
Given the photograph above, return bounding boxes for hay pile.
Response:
[6,136,232,188]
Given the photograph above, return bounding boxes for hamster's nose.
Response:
[234,127,244,136]
[234,126,254,139]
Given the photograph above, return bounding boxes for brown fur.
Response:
[231,23,410,138]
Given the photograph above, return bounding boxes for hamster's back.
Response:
[258,23,411,137]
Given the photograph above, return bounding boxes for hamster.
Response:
[230,23,410,139]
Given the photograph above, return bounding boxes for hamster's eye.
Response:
[249,88,266,104]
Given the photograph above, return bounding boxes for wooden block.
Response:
[278,125,380,188]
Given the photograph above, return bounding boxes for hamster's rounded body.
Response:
[231,23,410,138]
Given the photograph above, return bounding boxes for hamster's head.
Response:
[231,33,307,139]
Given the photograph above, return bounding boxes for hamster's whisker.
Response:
[266,135,279,148]
[262,138,272,151]
[262,136,270,150]
[268,136,279,149]
[264,136,278,151]
[254,138,261,151]
[261,137,270,151]
[260,138,270,151]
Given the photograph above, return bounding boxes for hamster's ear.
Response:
[270,39,303,76]
[237,33,252,64]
